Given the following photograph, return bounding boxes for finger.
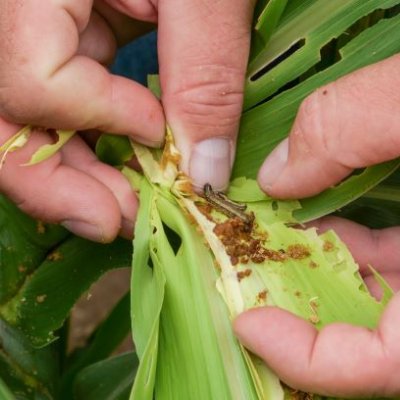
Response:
[234,293,400,397]
[309,216,400,276]
[94,0,155,46]
[0,1,164,144]
[0,120,123,242]
[257,54,400,198]
[157,0,256,191]
[60,134,137,238]
[102,0,157,23]
[77,10,117,65]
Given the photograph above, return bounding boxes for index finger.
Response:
[0,0,164,144]
[157,0,256,190]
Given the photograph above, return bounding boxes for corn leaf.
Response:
[0,378,15,400]
[128,175,166,400]
[74,352,138,400]
[0,125,32,169]
[147,74,162,98]
[245,0,400,108]
[294,160,400,222]
[182,177,389,399]
[0,196,67,305]
[0,319,58,399]
[153,195,263,400]
[24,130,75,166]
[251,0,288,58]
[339,183,400,228]
[96,134,134,167]
[60,292,131,400]
[184,183,386,328]
[0,236,131,347]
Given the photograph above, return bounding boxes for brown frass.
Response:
[212,216,286,265]
[286,244,311,259]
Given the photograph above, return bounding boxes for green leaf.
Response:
[2,237,131,347]
[0,319,58,399]
[338,187,400,229]
[129,179,165,400]
[60,291,131,400]
[187,193,386,330]
[0,196,67,305]
[147,75,162,98]
[74,352,139,400]
[245,0,400,108]
[0,126,31,169]
[294,161,400,222]
[228,178,301,224]
[96,134,134,167]
[153,194,261,400]
[179,176,390,398]
[0,377,15,400]
[24,130,75,166]
[336,168,400,228]
[227,177,270,202]
[251,0,288,58]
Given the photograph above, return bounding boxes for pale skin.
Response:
[2,1,400,397]
[235,54,400,397]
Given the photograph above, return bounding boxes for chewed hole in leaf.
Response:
[251,5,400,84]
[304,7,400,76]
[247,5,400,107]
[162,223,182,255]
[250,38,306,82]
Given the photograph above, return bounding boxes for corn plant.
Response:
[0,1,400,399]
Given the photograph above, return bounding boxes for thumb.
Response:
[157,0,256,191]
[258,54,400,199]
[234,292,400,397]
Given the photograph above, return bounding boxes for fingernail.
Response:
[190,138,232,192]
[62,220,104,242]
[258,138,289,190]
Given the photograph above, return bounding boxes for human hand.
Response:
[0,1,164,241]
[234,54,400,397]
[0,0,255,241]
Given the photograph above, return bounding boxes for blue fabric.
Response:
[111,31,158,86]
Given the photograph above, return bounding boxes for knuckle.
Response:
[294,84,342,164]
[78,12,117,66]
[15,196,45,220]
[60,0,93,31]
[165,65,245,136]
